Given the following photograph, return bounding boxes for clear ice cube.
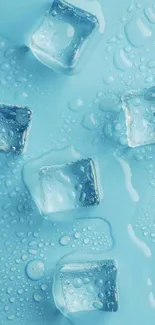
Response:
[30,0,105,74]
[54,260,118,314]
[122,88,155,147]
[23,153,100,217]
[0,104,32,154]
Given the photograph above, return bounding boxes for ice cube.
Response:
[122,88,155,147]
[54,260,118,314]
[0,104,32,154]
[23,152,100,217]
[29,0,105,74]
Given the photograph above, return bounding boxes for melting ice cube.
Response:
[23,151,100,217]
[29,0,105,74]
[122,87,155,147]
[53,260,118,315]
[0,104,32,154]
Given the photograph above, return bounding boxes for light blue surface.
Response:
[0,0,155,324]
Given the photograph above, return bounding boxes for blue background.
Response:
[0,0,155,324]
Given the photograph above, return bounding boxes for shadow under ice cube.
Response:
[23,156,100,216]
[54,260,118,314]
[122,87,155,147]
[0,104,32,154]
[30,0,105,74]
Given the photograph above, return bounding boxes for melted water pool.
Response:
[0,0,155,324]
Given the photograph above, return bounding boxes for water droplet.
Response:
[125,17,152,47]
[29,241,37,247]
[83,277,90,284]
[102,75,114,85]
[83,238,89,244]
[95,279,104,288]
[87,285,94,293]
[145,76,154,83]
[113,49,133,71]
[144,7,155,24]
[82,113,99,130]
[28,249,38,255]
[68,98,84,112]
[93,301,103,310]
[21,254,28,261]
[147,60,155,68]
[7,315,15,321]
[17,289,23,295]
[5,48,15,58]
[9,297,15,303]
[1,63,10,71]
[74,232,81,239]
[25,259,45,281]
[73,278,83,288]
[6,287,12,294]
[33,293,42,302]
[127,3,134,13]
[33,232,39,238]
[59,236,71,246]
[41,284,48,291]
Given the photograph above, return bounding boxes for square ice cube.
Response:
[55,260,118,313]
[0,104,32,154]
[23,155,100,216]
[122,87,155,147]
[30,0,105,74]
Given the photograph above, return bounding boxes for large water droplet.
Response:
[113,49,133,71]
[82,113,99,130]
[73,278,83,288]
[25,259,45,281]
[59,235,71,246]
[144,7,155,24]
[125,17,152,47]
[68,98,84,112]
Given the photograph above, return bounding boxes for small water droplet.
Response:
[9,297,15,303]
[83,238,89,245]
[6,287,12,294]
[93,301,103,310]
[74,232,81,239]
[33,293,42,302]
[17,289,23,295]
[41,284,48,291]
[7,315,15,321]
[83,277,90,284]
[95,279,104,288]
